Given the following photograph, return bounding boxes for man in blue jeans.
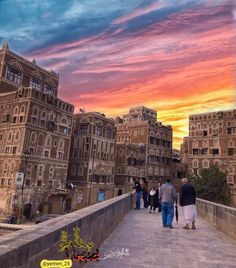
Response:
[159,179,177,228]
[133,178,142,209]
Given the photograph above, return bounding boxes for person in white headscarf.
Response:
[179,178,197,230]
[148,187,159,213]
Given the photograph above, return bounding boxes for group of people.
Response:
[133,177,197,229]
[133,178,161,213]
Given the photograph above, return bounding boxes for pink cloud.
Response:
[113,1,166,24]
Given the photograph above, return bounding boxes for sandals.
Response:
[183,226,190,230]
[192,226,196,230]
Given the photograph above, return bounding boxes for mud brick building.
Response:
[68,112,116,208]
[115,106,173,193]
[0,43,74,218]
[181,109,236,205]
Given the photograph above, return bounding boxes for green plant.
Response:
[189,165,231,205]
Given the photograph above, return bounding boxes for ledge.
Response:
[196,198,236,240]
[0,192,135,268]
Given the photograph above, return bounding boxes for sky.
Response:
[0,0,235,149]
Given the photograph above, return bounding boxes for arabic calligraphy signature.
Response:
[59,226,99,262]
[103,248,130,260]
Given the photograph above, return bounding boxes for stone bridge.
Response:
[0,193,236,268]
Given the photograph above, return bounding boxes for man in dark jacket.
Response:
[133,178,142,209]
[179,178,197,230]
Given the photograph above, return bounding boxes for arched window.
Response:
[14,131,19,141]
[160,168,164,176]
[41,111,46,119]
[46,136,52,147]
[33,107,38,116]
[155,167,159,175]
[53,139,57,147]
[30,132,37,143]
[213,140,219,147]
[3,162,9,175]
[49,113,54,121]
[8,131,12,141]
[10,162,15,175]
[37,165,44,177]
[38,133,44,146]
[203,160,209,168]
[34,91,39,99]
[30,73,41,91]
[49,165,55,179]
[193,160,198,168]
[6,61,23,85]
[20,105,25,113]
[13,106,19,115]
[58,139,65,150]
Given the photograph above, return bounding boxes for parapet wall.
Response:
[0,192,135,268]
[196,198,236,240]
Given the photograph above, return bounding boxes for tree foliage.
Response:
[189,165,231,205]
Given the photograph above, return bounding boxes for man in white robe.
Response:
[179,178,197,230]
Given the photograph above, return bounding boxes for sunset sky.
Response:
[0,0,235,148]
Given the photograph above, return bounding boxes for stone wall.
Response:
[0,192,135,268]
[196,198,236,240]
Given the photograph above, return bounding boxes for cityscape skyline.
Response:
[0,0,235,148]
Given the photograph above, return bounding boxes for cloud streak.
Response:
[0,0,235,148]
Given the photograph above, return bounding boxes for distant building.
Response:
[0,43,74,218]
[180,109,236,205]
[171,149,186,193]
[115,143,146,194]
[68,112,116,208]
[115,106,173,192]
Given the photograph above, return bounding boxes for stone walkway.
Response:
[87,208,236,268]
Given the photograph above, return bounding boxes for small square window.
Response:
[25,179,31,186]
[228,148,234,156]
[212,149,219,155]
[29,148,34,155]
[5,147,10,153]
[37,180,42,187]
[31,117,37,125]
[58,152,63,159]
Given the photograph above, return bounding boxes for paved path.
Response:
[87,208,236,268]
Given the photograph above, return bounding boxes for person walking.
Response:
[148,187,159,213]
[133,178,142,209]
[141,178,149,209]
[179,178,197,230]
[157,182,162,214]
[159,179,177,228]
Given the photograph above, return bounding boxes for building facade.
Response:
[0,43,74,218]
[115,143,146,194]
[0,42,58,97]
[115,106,173,192]
[181,109,236,205]
[68,112,116,208]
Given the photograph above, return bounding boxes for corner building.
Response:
[0,43,74,217]
[181,109,236,205]
[115,106,173,193]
